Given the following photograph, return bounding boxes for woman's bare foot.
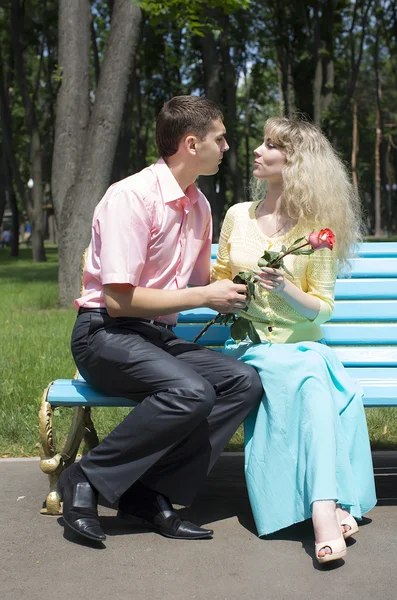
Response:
[312,500,345,559]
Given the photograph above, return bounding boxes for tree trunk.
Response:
[111,73,135,183]
[219,18,245,205]
[0,145,7,230]
[51,0,91,224]
[48,212,57,244]
[374,102,382,237]
[313,2,334,126]
[0,44,28,214]
[274,0,296,117]
[351,98,359,193]
[312,5,322,126]
[8,180,20,258]
[340,0,372,115]
[199,29,223,239]
[1,145,19,257]
[386,137,395,233]
[276,63,284,116]
[11,0,46,261]
[374,26,382,238]
[54,0,143,305]
[243,65,251,202]
[133,65,147,172]
[30,127,46,261]
[277,49,295,117]
[313,57,322,126]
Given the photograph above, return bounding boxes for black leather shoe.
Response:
[118,487,213,540]
[57,463,106,542]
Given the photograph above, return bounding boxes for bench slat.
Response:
[47,377,397,408]
[332,300,397,321]
[48,380,137,408]
[322,323,397,345]
[346,367,397,379]
[332,347,397,366]
[190,346,397,367]
[356,242,397,257]
[334,279,397,299]
[360,380,397,407]
[338,258,397,278]
[176,323,397,346]
[211,242,397,260]
[179,300,397,323]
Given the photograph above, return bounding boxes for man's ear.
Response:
[184,134,198,155]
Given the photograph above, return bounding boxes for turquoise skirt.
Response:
[224,338,377,536]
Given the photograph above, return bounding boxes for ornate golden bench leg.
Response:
[39,383,63,515]
[39,384,88,515]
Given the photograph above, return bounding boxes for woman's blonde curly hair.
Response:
[252,116,365,266]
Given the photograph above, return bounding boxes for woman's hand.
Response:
[253,267,287,293]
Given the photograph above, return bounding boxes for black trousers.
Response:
[71,311,263,506]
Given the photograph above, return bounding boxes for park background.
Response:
[1,0,397,457]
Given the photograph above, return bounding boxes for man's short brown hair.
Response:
[156,96,224,158]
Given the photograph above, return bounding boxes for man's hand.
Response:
[204,279,248,313]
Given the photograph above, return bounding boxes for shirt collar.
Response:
[154,158,199,207]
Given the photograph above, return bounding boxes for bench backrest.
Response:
[177,242,397,376]
[53,242,397,409]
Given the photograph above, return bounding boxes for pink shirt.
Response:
[75,159,212,325]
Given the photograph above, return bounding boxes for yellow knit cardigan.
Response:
[211,201,338,344]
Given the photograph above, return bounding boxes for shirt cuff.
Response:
[311,298,333,325]
[101,273,140,286]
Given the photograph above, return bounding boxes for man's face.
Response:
[194,120,229,176]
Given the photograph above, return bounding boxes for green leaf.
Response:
[247,281,256,300]
[258,249,281,267]
[261,250,280,263]
[234,271,252,284]
[282,263,294,277]
[281,245,287,253]
[257,258,268,267]
[248,322,261,344]
[230,317,250,343]
[288,237,306,248]
[276,257,284,267]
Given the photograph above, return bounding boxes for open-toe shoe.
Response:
[315,534,347,564]
[339,513,359,540]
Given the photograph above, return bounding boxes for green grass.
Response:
[0,246,134,456]
[0,245,396,456]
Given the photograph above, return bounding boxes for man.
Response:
[58,95,262,543]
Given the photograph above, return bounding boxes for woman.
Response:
[211,117,376,564]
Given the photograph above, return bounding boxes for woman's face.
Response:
[253,137,286,182]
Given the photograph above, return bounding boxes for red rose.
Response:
[308,228,335,251]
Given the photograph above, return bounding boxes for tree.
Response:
[11,0,47,261]
[52,0,143,305]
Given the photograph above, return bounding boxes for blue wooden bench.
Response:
[39,242,397,515]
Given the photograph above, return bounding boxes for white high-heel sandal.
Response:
[315,534,347,564]
[339,513,359,540]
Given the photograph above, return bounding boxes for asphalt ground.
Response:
[1,452,396,600]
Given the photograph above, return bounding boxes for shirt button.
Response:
[268,326,273,332]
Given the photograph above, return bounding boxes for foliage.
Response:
[139,0,250,35]
[1,0,397,261]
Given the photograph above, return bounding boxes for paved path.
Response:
[1,453,396,600]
